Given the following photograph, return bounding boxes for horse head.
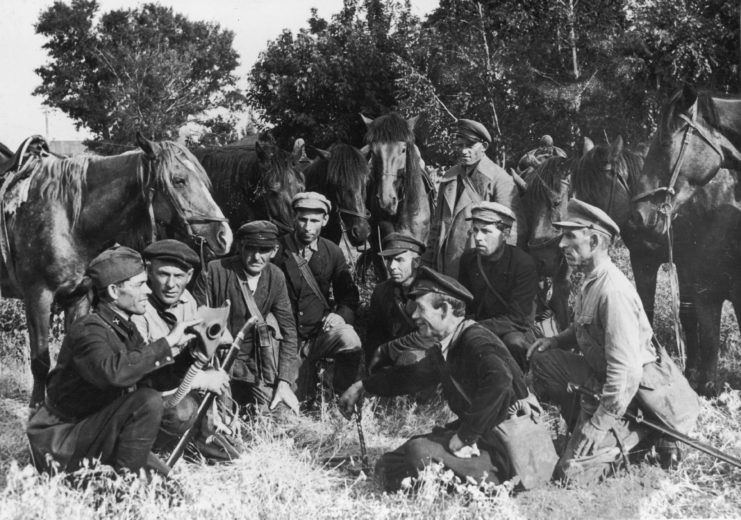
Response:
[631,85,728,241]
[136,133,233,256]
[363,112,419,216]
[252,141,305,232]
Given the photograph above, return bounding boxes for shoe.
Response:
[656,438,681,470]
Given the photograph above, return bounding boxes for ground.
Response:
[0,242,740,519]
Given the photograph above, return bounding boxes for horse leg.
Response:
[628,252,659,326]
[692,291,723,397]
[26,285,54,408]
[676,262,700,377]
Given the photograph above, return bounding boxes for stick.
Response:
[355,403,370,474]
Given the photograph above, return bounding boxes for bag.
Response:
[493,394,558,489]
[236,278,280,385]
[193,390,245,463]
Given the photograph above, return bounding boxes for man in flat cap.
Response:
[527,199,699,484]
[273,191,362,399]
[365,232,433,372]
[423,118,526,277]
[458,202,538,370]
[339,266,532,492]
[193,221,300,413]
[27,245,198,476]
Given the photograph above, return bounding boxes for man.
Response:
[528,199,699,484]
[423,118,526,277]
[339,266,530,492]
[273,192,362,398]
[27,245,197,475]
[193,221,299,413]
[365,232,432,372]
[458,202,538,370]
[132,239,230,444]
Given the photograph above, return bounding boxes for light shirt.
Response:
[245,272,261,293]
[132,289,198,343]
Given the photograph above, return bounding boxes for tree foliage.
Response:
[35,0,243,153]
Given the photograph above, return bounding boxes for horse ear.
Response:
[608,135,624,160]
[582,136,594,156]
[407,115,419,131]
[313,147,331,160]
[360,113,374,128]
[292,138,306,160]
[679,84,698,112]
[359,144,371,157]
[136,132,157,159]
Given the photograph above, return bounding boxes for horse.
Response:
[361,113,433,275]
[0,142,13,172]
[631,85,741,245]
[192,142,305,234]
[0,133,232,407]
[302,143,371,246]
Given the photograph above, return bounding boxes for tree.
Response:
[35,0,243,153]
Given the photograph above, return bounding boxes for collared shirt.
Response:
[298,238,319,262]
[132,289,198,344]
[574,260,656,430]
[245,273,261,293]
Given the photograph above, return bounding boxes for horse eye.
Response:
[173,177,186,187]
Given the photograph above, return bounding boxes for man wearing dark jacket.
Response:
[339,266,530,491]
[26,246,197,475]
[273,192,362,397]
[459,202,538,369]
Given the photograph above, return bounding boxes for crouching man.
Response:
[339,266,530,491]
[528,200,699,484]
[27,246,197,475]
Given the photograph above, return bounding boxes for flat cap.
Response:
[455,119,491,144]
[409,266,473,303]
[379,232,426,257]
[466,201,515,226]
[142,239,199,270]
[292,191,331,214]
[236,220,280,248]
[87,245,145,289]
[553,199,620,238]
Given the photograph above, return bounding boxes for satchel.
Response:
[236,277,280,385]
[493,393,558,489]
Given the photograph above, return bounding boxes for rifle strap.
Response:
[236,273,265,323]
[291,252,330,310]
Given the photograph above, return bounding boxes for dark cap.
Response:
[379,232,426,257]
[455,119,491,144]
[408,266,474,303]
[236,220,280,248]
[292,191,331,214]
[466,201,515,227]
[553,199,620,238]
[87,245,145,289]
[142,239,199,270]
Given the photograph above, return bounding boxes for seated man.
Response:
[365,232,433,373]
[193,221,299,413]
[459,202,538,370]
[340,266,530,492]
[528,199,699,484]
[132,239,230,445]
[273,192,362,398]
[26,246,196,475]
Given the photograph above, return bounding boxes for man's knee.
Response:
[130,388,164,422]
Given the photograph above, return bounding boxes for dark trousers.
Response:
[27,388,164,474]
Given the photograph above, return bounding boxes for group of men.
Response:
[26,118,698,492]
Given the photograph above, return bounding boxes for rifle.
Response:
[567,382,741,469]
[166,317,257,469]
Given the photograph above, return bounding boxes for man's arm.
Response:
[503,253,538,327]
[489,170,526,246]
[272,270,300,385]
[329,248,359,325]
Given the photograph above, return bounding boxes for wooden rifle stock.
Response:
[166,318,256,469]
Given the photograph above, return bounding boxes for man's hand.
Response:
[449,433,480,458]
[166,319,202,349]
[573,420,607,458]
[338,381,364,419]
[191,368,230,395]
[270,380,300,415]
[322,313,345,332]
[367,348,388,374]
[527,336,558,360]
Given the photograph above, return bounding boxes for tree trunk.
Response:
[568,0,580,80]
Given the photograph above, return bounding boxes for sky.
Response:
[0,0,439,149]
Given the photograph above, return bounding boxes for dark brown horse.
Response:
[192,142,305,234]
[303,143,371,246]
[632,85,741,244]
[1,134,232,407]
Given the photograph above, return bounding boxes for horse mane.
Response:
[152,142,212,191]
[523,156,573,208]
[364,113,415,144]
[22,154,89,228]
[658,90,722,144]
[326,143,369,189]
[0,142,12,159]
[572,144,644,201]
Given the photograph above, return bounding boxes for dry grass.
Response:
[1,243,741,519]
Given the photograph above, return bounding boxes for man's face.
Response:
[453,138,488,166]
[559,228,595,269]
[294,209,328,245]
[240,243,278,276]
[385,251,420,286]
[471,219,508,257]
[111,271,151,315]
[148,260,193,307]
[411,292,446,340]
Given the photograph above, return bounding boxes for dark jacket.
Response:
[45,303,174,421]
[458,245,538,333]
[192,256,298,383]
[363,321,528,445]
[365,279,417,360]
[274,233,359,339]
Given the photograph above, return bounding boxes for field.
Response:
[1,243,740,519]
